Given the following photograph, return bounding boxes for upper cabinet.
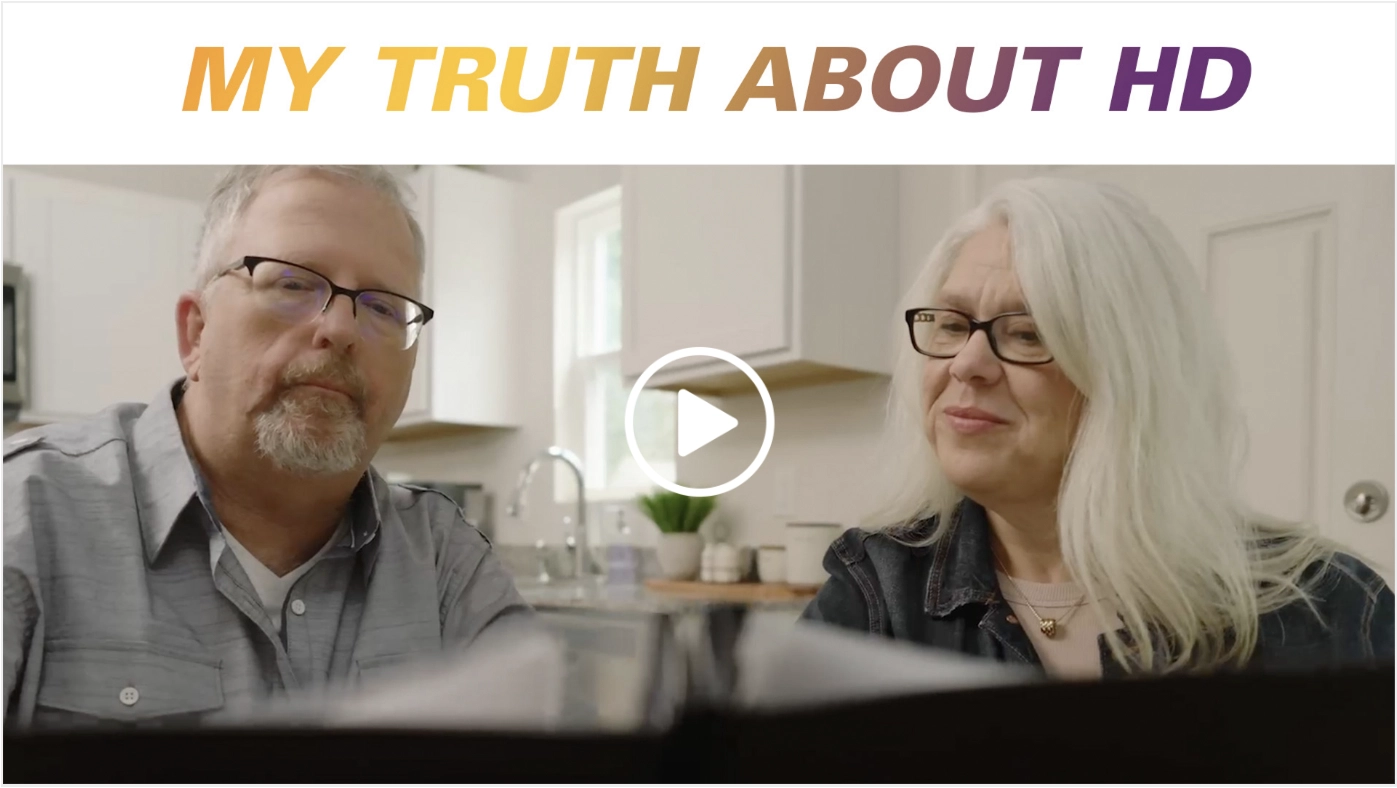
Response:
[620,166,901,394]
[5,170,200,424]
[391,165,523,438]
[2,166,521,436]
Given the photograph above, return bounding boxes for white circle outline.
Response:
[624,347,775,498]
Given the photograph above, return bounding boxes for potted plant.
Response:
[636,489,716,580]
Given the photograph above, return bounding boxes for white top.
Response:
[223,521,348,631]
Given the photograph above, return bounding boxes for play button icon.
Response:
[625,347,776,497]
[676,390,739,457]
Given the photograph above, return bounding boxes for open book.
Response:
[248,606,1035,732]
[7,606,1391,782]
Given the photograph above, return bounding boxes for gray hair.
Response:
[192,165,426,290]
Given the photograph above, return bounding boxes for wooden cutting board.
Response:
[643,578,823,603]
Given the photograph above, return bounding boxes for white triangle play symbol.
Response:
[676,389,739,458]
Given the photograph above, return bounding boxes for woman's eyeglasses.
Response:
[905,308,1054,365]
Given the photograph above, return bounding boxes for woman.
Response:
[803,177,1393,678]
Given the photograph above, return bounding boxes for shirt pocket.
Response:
[353,651,429,687]
[35,640,224,727]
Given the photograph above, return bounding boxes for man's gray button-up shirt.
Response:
[4,380,533,728]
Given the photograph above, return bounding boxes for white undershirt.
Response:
[223,521,348,631]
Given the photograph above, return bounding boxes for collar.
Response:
[355,472,388,579]
[132,380,202,565]
[924,498,1003,617]
[134,378,387,565]
[923,497,1176,669]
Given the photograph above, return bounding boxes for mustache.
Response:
[277,355,368,410]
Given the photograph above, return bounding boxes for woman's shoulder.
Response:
[1251,530,1390,603]
[827,519,937,566]
[803,520,939,635]
[1260,549,1393,664]
[1303,551,1392,612]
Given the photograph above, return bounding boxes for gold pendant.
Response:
[1039,619,1058,638]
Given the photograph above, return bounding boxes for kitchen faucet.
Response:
[506,446,599,582]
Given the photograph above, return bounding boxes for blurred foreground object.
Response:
[5,605,1391,782]
[259,618,568,730]
[734,616,1035,710]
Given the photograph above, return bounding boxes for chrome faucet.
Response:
[506,446,598,581]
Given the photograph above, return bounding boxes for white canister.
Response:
[784,523,844,586]
[712,543,740,583]
[700,541,716,583]
[756,545,787,584]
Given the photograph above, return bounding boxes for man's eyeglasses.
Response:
[216,256,435,350]
[905,308,1054,365]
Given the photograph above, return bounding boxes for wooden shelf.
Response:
[643,579,822,603]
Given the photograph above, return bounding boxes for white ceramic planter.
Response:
[656,533,703,580]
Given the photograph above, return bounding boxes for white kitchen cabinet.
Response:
[391,165,522,437]
[2,166,521,437]
[620,166,901,394]
[5,170,200,424]
[3,173,14,261]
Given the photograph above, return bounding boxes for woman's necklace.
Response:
[994,557,1086,639]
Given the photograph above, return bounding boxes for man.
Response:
[4,166,532,728]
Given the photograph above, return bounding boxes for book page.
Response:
[734,614,1037,711]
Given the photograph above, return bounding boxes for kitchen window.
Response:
[554,186,676,502]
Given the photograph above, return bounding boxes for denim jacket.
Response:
[801,499,1394,676]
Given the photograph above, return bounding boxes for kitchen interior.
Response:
[3,164,1393,733]
[1,163,938,730]
[0,164,934,607]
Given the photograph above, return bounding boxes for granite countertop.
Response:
[500,544,810,615]
[514,577,810,615]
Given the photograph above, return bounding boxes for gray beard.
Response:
[253,388,367,476]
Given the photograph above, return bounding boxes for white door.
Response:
[975,166,1395,578]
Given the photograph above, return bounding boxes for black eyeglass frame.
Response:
[219,255,436,332]
[904,307,1054,366]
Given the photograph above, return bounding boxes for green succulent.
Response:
[635,489,717,534]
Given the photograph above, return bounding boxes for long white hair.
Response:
[869,176,1338,672]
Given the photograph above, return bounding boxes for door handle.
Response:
[1343,481,1389,523]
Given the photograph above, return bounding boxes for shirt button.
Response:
[119,686,140,706]
[290,599,306,616]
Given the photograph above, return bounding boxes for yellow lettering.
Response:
[500,47,570,112]
[725,47,796,111]
[280,47,344,111]
[576,47,635,111]
[379,47,439,111]
[433,47,497,111]
[630,47,699,111]
[182,47,273,111]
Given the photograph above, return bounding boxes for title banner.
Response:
[2,2,1393,164]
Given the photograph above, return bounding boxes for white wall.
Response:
[371,166,628,548]
[8,165,227,203]
[669,167,975,546]
[373,166,979,548]
[8,163,969,549]
[17,164,1392,563]
[372,166,974,548]
[6,163,631,549]
[8,165,417,205]
[373,166,978,548]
